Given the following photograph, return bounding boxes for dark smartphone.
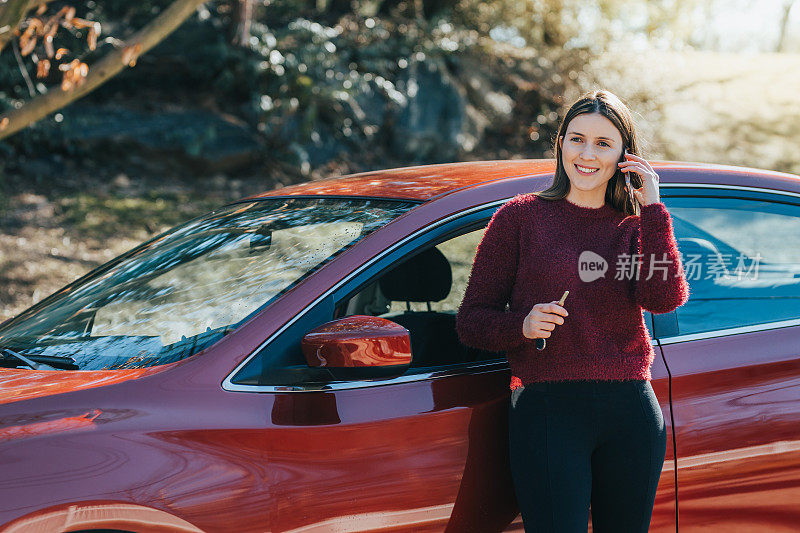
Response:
[621,148,635,206]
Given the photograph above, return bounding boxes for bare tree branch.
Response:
[0,0,208,140]
[11,37,36,97]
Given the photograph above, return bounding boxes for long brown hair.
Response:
[536,90,643,217]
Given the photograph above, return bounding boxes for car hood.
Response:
[0,367,167,405]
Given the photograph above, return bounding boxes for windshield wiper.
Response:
[0,348,78,370]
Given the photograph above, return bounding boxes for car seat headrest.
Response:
[379,246,452,303]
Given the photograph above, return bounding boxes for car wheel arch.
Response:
[1,502,203,533]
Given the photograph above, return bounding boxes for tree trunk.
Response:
[776,0,796,52]
[230,0,253,46]
[325,0,352,17]
[0,0,208,140]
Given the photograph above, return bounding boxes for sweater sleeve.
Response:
[631,201,691,314]
[456,201,531,352]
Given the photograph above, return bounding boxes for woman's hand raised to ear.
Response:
[619,153,661,206]
[523,302,569,340]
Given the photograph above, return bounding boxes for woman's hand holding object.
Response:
[523,290,569,351]
[619,153,661,206]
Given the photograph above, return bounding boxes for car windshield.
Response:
[0,196,418,370]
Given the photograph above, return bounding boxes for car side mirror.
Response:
[301,316,412,381]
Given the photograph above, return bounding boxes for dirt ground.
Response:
[3,48,800,323]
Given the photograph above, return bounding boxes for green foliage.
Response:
[0,0,598,170]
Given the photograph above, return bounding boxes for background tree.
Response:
[0,0,207,139]
[777,0,797,52]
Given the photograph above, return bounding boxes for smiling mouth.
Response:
[575,164,599,174]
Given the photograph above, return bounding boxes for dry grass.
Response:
[0,176,271,322]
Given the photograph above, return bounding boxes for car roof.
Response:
[240,159,800,202]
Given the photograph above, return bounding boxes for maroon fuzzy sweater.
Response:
[455,194,690,389]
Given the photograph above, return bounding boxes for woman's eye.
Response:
[598,141,610,147]
[570,137,581,142]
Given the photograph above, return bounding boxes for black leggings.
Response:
[508,379,667,533]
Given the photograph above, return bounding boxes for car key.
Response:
[536,290,569,351]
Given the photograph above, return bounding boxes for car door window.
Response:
[666,195,800,336]
[385,227,484,315]
[336,224,504,369]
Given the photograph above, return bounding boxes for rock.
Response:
[112,174,130,188]
[51,105,264,174]
[389,57,471,162]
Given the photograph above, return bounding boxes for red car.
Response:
[0,159,798,532]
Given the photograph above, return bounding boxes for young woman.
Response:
[456,89,690,532]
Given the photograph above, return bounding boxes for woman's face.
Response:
[559,112,624,193]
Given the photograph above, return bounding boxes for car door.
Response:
[656,187,800,531]
[225,204,522,532]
